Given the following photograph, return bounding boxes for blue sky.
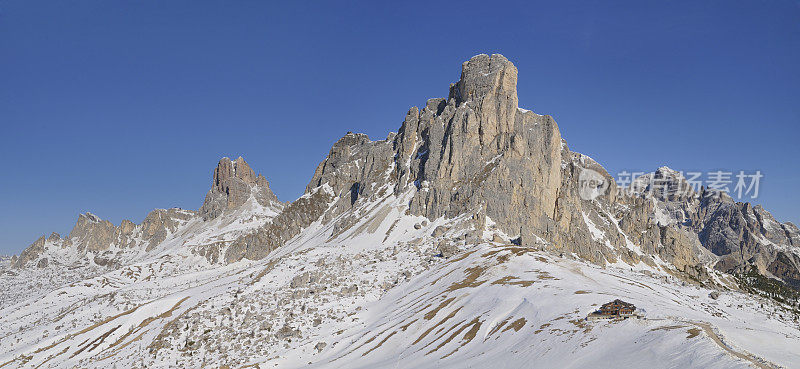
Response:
[1,0,798,254]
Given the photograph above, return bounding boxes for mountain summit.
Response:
[199,156,282,220]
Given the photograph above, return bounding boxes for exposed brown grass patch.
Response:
[536,271,557,280]
[333,326,393,362]
[534,323,551,334]
[412,307,462,345]
[400,319,418,332]
[649,325,687,332]
[487,318,510,338]
[447,249,480,264]
[426,317,482,356]
[441,317,483,359]
[501,318,526,333]
[569,318,592,334]
[446,266,488,292]
[481,246,534,259]
[33,346,69,369]
[362,330,398,357]
[462,319,482,342]
[490,276,536,287]
[686,327,701,339]
[70,324,121,358]
[430,268,458,286]
[23,301,145,363]
[424,297,456,320]
[98,330,147,361]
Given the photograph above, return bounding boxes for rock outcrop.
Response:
[199,157,281,220]
[68,212,119,252]
[12,235,49,268]
[140,208,196,251]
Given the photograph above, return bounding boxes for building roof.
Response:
[596,299,636,314]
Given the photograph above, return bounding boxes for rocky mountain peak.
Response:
[450,54,518,107]
[68,213,117,252]
[79,212,102,223]
[214,157,260,189]
[199,156,281,220]
[447,54,521,139]
[296,53,563,259]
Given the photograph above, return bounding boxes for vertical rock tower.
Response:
[199,156,281,220]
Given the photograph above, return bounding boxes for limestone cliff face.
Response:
[222,133,392,263]
[65,209,195,253]
[199,157,282,220]
[399,55,562,246]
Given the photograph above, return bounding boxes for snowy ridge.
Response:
[1,186,798,368]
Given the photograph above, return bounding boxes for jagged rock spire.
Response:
[199,156,280,220]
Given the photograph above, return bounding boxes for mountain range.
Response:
[1,54,798,368]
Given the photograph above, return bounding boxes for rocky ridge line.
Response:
[9,54,800,292]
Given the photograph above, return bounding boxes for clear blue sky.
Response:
[1,0,798,254]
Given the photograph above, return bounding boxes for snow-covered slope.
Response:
[1,188,798,368]
[0,196,277,313]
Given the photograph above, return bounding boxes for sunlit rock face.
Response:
[199,156,282,220]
